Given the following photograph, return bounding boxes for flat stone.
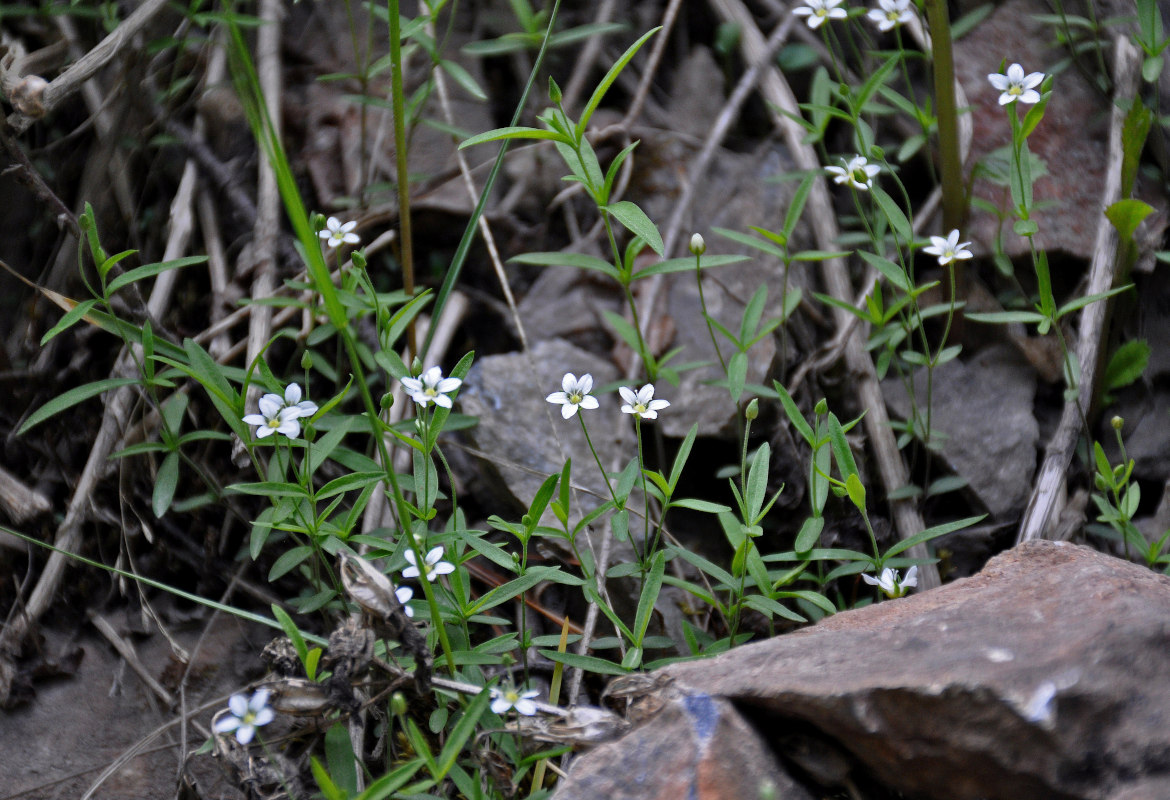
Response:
[883,343,1038,518]
[460,338,623,519]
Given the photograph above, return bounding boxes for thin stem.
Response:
[578,413,619,508]
[388,0,416,362]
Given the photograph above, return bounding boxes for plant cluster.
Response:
[6,0,1166,797]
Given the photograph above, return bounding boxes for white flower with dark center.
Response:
[320,216,360,248]
[825,156,881,191]
[490,685,540,716]
[922,230,974,266]
[403,546,455,583]
[546,373,599,419]
[401,366,462,409]
[867,0,913,31]
[619,384,670,420]
[793,0,847,29]
[213,688,275,744]
[862,565,918,598]
[988,63,1044,105]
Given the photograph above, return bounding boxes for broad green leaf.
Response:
[269,545,314,581]
[870,186,912,244]
[1103,340,1150,393]
[604,200,664,255]
[794,516,824,553]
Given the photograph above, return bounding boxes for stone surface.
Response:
[460,338,623,520]
[555,542,1170,800]
[883,343,1039,518]
[558,692,813,800]
[955,0,1110,259]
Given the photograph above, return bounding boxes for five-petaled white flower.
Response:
[862,565,918,598]
[619,384,670,420]
[490,685,540,716]
[320,216,360,248]
[546,373,599,419]
[922,229,974,266]
[395,585,414,618]
[403,546,455,582]
[243,384,317,439]
[401,366,462,409]
[825,156,881,191]
[988,63,1044,105]
[213,688,275,744]
[866,0,913,31]
[793,0,847,29]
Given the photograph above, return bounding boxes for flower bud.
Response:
[1111,416,1124,431]
[689,233,706,256]
[300,351,313,370]
[380,392,394,411]
[745,398,759,421]
[814,398,828,416]
[351,250,367,269]
[391,691,408,717]
[549,77,562,105]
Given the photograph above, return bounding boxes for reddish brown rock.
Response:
[555,542,1170,799]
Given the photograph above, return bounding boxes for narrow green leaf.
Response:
[105,255,206,295]
[40,298,99,346]
[18,377,139,435]
[152,451,179,517]
[633,551,666,643]
[577,27,660,137]
[539,649,628,676]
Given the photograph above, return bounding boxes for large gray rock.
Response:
[883,343,1038,518]
[555,542,1170,799]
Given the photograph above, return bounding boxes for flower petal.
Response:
[580,396,599,410]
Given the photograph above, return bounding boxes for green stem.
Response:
[924,0,964,232]
[578,412,619,508]
[388,0,416,361]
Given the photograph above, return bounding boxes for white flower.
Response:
[619,384,670,420]
[862,565,918,598]
[689,233,706,256]
[320,216,360,248]
[280,383,319,419]
[825,156,881,191]
[793,0,847,29]
[403,546,455,582]
[243,394,303,439]
[242,383,318,439]
[401,366,462,409]
[922,229,974,266]
[546,373,599,420]
[490,685,540,716]
[988,63,1044,105]
[213,688,275,744]
[395,585,414,618]
[866,0,913,31]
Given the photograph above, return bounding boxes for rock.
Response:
[555,542,1170,800]
[459,338,623,520]
[558,692,813,800]
[955,0,1109,259]
[883,343,1038,518]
